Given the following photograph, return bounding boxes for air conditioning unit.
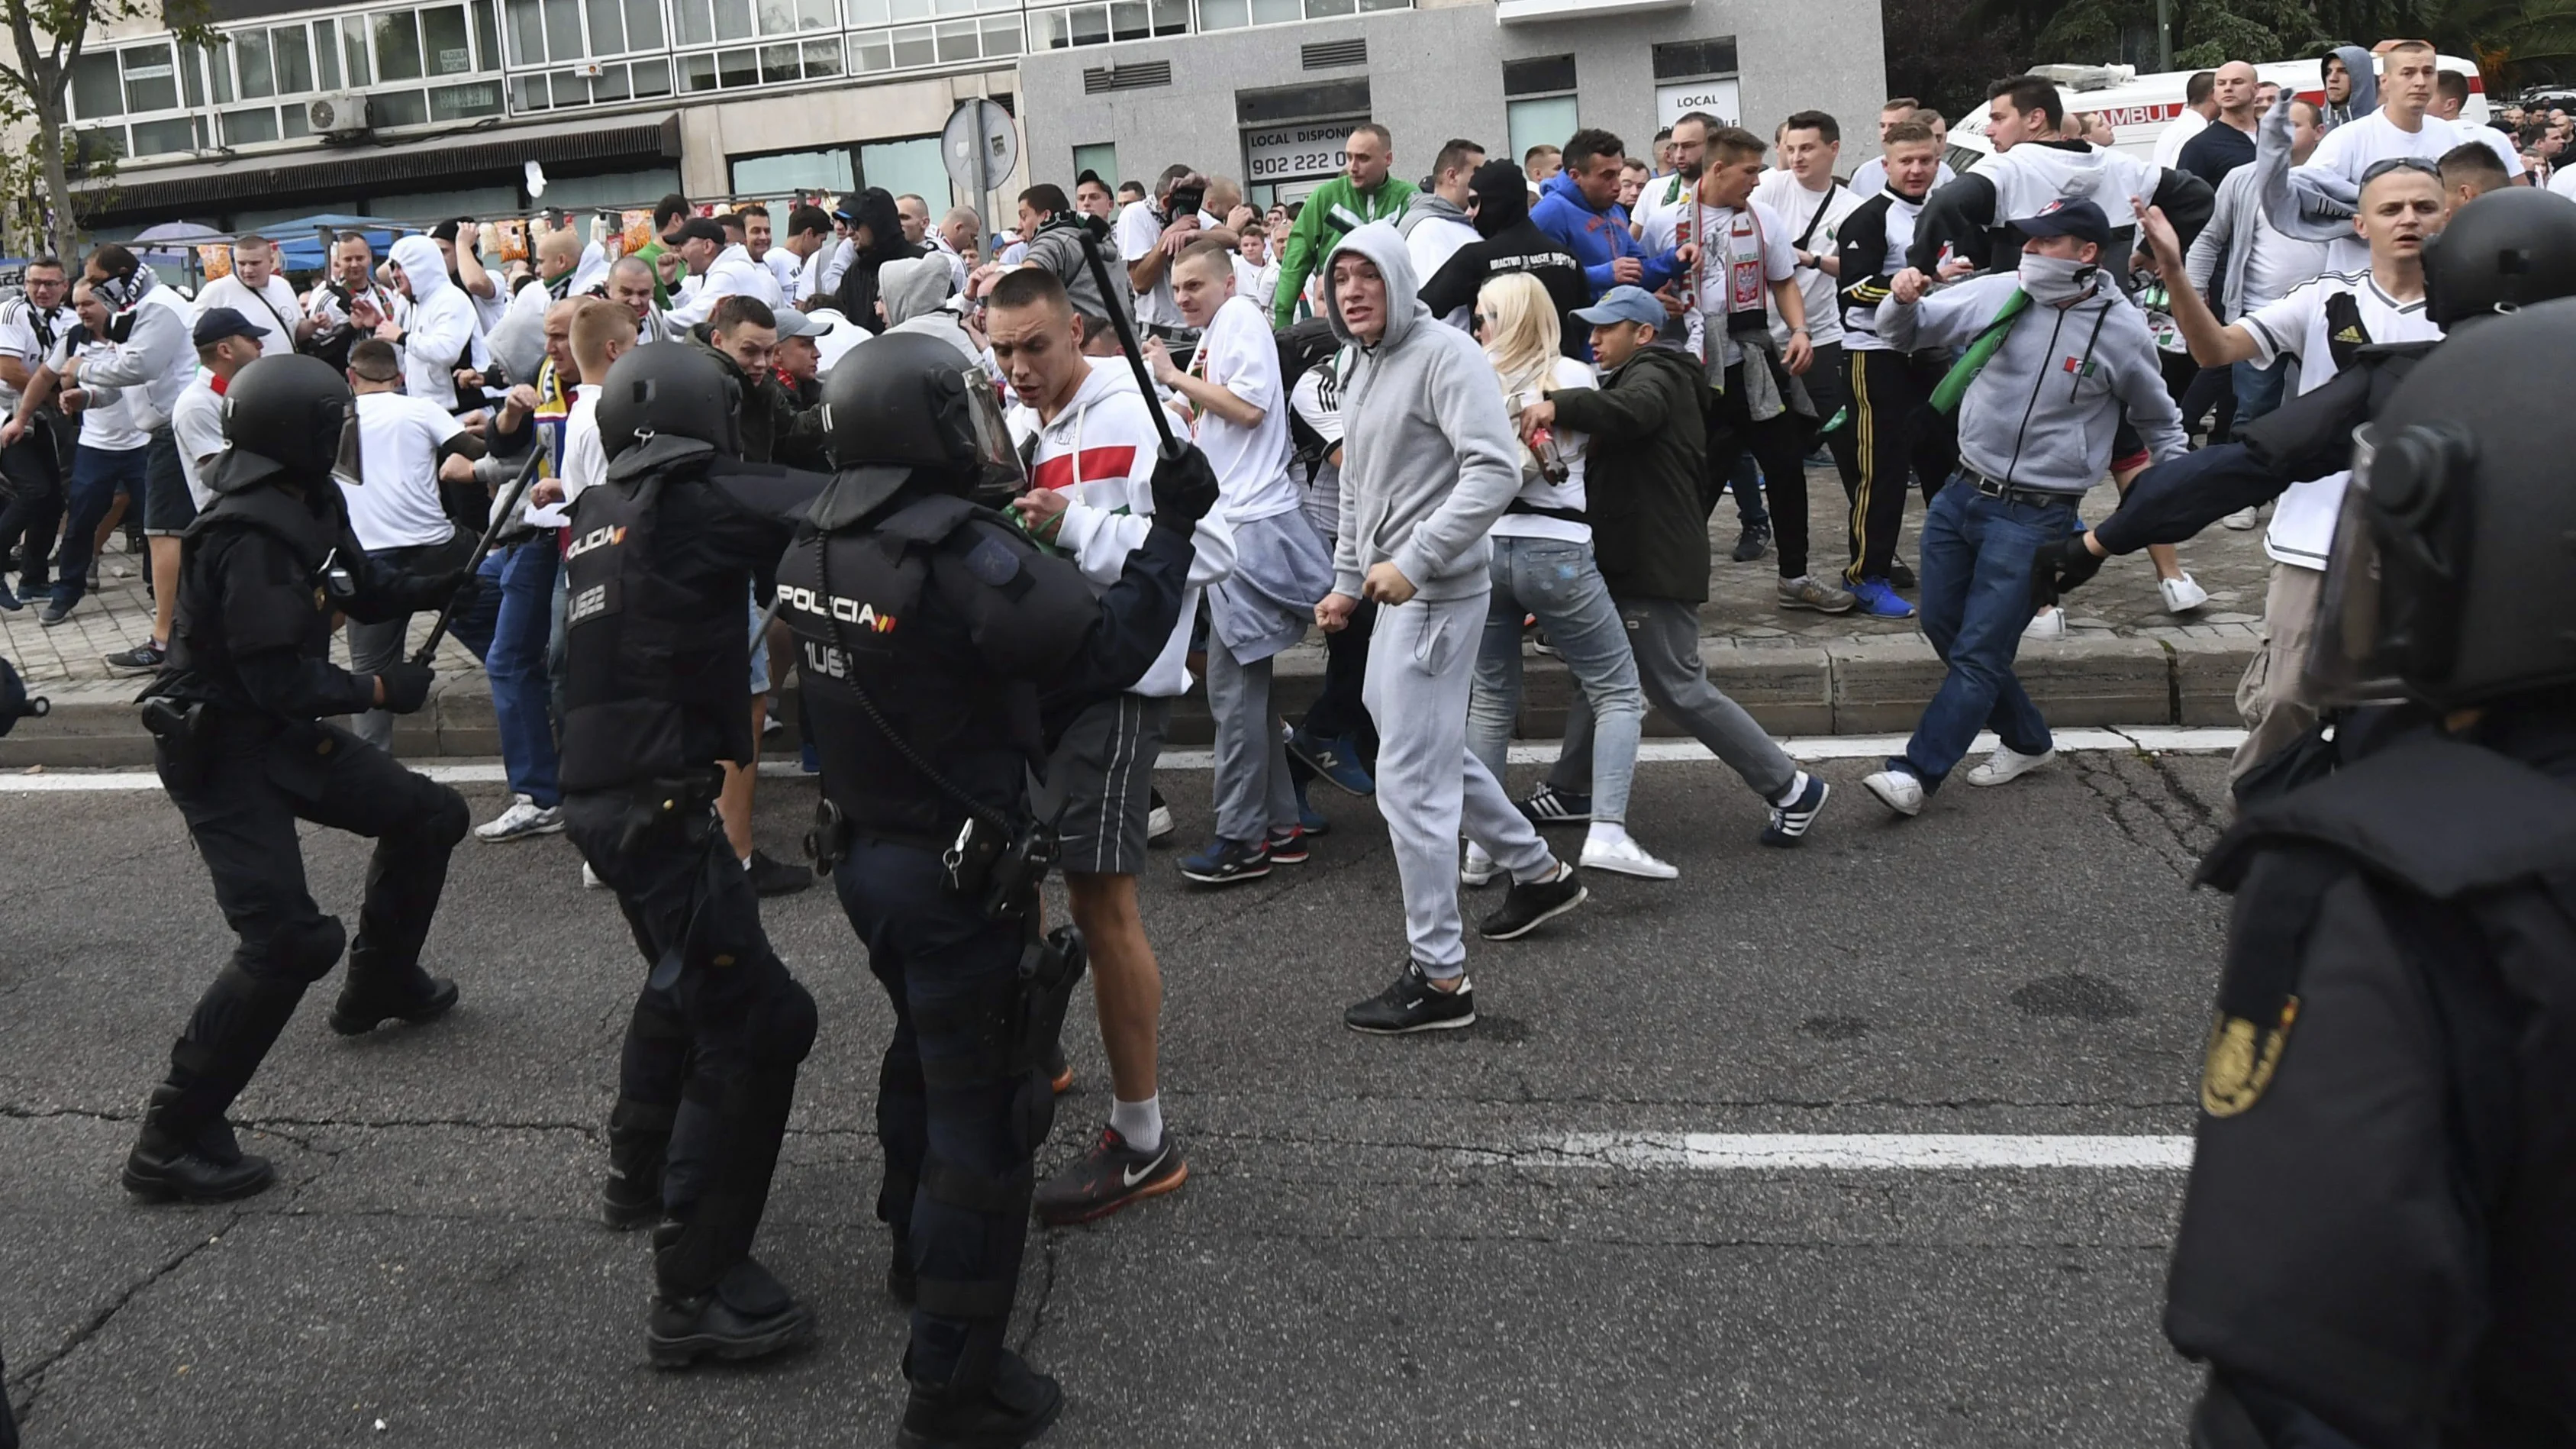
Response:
[307,92,371,135]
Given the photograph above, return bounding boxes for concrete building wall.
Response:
[1017,0,1888,196]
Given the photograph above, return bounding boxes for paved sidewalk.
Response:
[0,470,2275,763]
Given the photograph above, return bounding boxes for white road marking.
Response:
[1520,1132,2195,1171]
[0,727,2249,792]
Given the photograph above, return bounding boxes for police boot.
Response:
[327,947,459,1037]
[895,1347,1064,1449]
[121,1085,275,1203]
[600,1098,675,1231]
[645,1224,814,1368]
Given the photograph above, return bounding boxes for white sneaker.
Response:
[2159,572,2210,615]
[1579,835,1678,880]
[1459,842,1498,887]
[1861,769,1926,818]
[1146,800,1175,843]
[582,860,609,890]
[476,796,566,841]
[1966,744,2054,788]
[2023,607,2065,641]
[2220,506,2260,531]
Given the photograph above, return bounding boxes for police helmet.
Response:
[597,342,740,461]
[821,331,1024,505]
[211,354,357,492]
[2307,298,2576,710]
[2422,186,2576,328]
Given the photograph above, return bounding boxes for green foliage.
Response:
[0,0,215,253]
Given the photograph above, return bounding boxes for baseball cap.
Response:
[429,218,464,245]
[2013,198,2113,250]
[770,305,819,339]
[192,306,263,347]
[1571,284,1665,329]
[677,217,727,247]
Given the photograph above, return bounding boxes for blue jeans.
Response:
[53,442,150,608]
[1897,479,2073,786]
[1466,535,1646,825]
[2232,357,2289,425]
[454,542,561,807]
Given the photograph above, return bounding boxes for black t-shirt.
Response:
[2178,121,2258,189]
[1417,219,1593,359]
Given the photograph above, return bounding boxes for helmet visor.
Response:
[330,398,365,492]
[2304,422,2474,707]
[961,366,1027,505]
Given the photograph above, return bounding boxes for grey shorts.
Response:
[1034,692,1169,877]
[140,428,195,535]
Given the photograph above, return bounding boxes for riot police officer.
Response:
[555,341,827,1367]
[781,331,1214,1447]
[2162,301,2576,1447]
[121,354,472,1204]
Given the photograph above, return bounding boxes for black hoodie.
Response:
[1418,159,1591,357]
[832,186,925,334]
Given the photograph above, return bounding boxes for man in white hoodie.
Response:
[988,266,1234,1227]
[1314,223,1584,1037]
[666,218,782,329]
[379,234,479,412]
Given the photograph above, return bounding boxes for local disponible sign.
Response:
[1655,78,1740,131]
[1245,119,1366,183]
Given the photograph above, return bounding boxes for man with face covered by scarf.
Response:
[1855,198,2186,821]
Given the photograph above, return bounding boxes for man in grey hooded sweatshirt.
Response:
[1314,222,1584,1036]
[875,253,982,363]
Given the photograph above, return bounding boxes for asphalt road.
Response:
[0,744,2235,1447]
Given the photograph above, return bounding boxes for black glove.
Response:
[403,566,476,617]
[1147,441,1220,532]
[377,661,435,715]
[2030,534,2105,612]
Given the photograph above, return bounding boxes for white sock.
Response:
[1514,857,1569,886]
[1773,770,1811,808]
[1585,821,1631,849]
[1109,1096,1162,1154]
[1782,573,1809,587]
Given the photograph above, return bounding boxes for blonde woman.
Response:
[1462,273,1672,880]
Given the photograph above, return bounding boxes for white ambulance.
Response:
[1948,55,2493,163]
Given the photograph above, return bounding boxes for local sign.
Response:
[1655,78,1740,131]
[1245,118,1367,184]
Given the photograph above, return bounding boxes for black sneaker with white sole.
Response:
[1477,863,1588,941]
[1517,784,1592,826]
[1343,960,1476,1034]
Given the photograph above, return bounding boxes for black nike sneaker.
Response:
[1031,1125,1187,1227]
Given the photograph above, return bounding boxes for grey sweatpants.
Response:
[1555,595,1796,802]
[1207,634,1299,844]
[345,611,412,751]
[1365,591,1555,976]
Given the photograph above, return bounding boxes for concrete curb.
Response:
[0,634,2245,769]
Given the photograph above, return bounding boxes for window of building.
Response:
[1071,142,1117,187]
[1506,96,1578,167]
[1197,0,1403,31]
[858,134,948,209]
[1650,35,1739,131]
[504,0,674,109]
[1026,0,1184,51]
[732,147,856,195]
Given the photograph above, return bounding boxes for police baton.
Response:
[408,445,546,667]
[1072,229,1185,463]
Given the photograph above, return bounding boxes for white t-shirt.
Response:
[169,373,225,511]
[1185,295,1299,524]
[553,385,605,520]
[2152,111,2210,169]
[2304,108,2526,268]
[346,390,463,551]
[1116,202,1218,331]
[1850,156,1956,198]
[1288,362,1343,543]
[1752,171,1862,347]
[2237,269,2442,570]
[194,273,304,357]
[1406,215,1481,328]
[2552,165,2576,201]
[1643,197,1797,366]
[0,296,68,414]
[56,334,147,452]
[1492,354,1595,543]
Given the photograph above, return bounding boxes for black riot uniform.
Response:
[2162,302,2576,1449]
[121,355,472,1205]
[785,331,1214,1448]
[553,341,829,1368]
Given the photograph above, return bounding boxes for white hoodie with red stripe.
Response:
[1009,359,1236,699]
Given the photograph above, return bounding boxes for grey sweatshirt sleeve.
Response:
[1876,274,1998,355]
[1388,340,1522,589]
[2185,173,2236,298]
[2110,315,2190,465]
[80,305,185,390]
[1333,448,1362,598]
